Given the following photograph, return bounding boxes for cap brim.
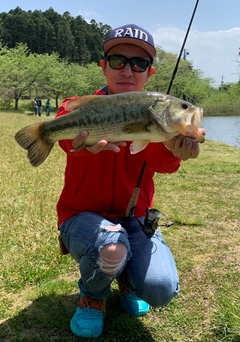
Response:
[104,37,156,59]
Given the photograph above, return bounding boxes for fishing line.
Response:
[126,0,200,221]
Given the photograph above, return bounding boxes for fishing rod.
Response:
[125,0,200,228]
[166,0,200,95]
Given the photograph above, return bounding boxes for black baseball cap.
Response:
[104,24,156,59]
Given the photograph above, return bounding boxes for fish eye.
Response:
[181,103,188,110]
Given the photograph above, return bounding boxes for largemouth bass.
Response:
[15,91,204,167]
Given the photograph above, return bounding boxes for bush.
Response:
[0,99,12,109]
[199,88,240,116]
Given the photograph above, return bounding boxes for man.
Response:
[37,97,42,116]
[46,98,51,116]
[56,24,205,338]
[33,98,38,116]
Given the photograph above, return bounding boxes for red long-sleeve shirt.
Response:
[55,89,181,227]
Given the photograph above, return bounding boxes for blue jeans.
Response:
[37,106,42,116]
[60,212,179,307]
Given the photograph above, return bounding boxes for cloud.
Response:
[152,26,240,86]
[78,10,98,23]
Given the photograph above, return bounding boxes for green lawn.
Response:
[0,112,239,342]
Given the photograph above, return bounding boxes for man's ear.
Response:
[100,59,106,69]
[100,59,106,75]
[148,66,155,77]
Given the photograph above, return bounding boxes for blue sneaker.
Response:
[118,280,150,316]
[70,293,106,338]
[120,293,150,316]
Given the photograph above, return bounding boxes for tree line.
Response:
[0,6,110,65]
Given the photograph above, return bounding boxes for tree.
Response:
[84,63,106,94]
[30,10,56,54]
[145,47,213,103]
[0,43,54,109]
[39,55,85,108]
[40,59,105,108]
[54,18,75,61]
[70,16,90,65]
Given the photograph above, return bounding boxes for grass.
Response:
[0,112,240,342]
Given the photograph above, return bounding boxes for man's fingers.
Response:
[177,137,200,160]
[72,131,127,154]
[87,141,127,154]
[72,131,88,149]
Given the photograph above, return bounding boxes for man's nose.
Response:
[120,62,133,76]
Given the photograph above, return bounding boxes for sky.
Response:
[2,0,240,86]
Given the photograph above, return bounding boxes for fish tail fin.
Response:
[15,122,54,167]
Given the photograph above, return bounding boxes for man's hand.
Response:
[72,131,127,154]
[163,128,206,161]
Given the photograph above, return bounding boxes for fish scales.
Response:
[45,92,156,142]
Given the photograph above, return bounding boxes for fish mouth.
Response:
[177,107,205,143]
[182,124,205,143]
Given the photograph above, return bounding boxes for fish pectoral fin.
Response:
[123,121,151,133]
[130,140,150,154]
[177,123,205,143]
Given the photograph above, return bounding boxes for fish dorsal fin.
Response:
[130,140,150,154]
[66,95,96,111]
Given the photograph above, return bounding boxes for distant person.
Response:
[46,99,51,116]
[37,98,42,116]
[33,98,38,116]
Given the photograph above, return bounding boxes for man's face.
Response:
[101,43,154,95]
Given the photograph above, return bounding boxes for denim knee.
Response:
[144,276,179,307]
[59,213,132,265]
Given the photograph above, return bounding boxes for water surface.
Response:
[202,116,240,148]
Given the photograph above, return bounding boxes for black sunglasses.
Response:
[106,54,151,73]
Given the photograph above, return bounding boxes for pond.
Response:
[202,116,240,148]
